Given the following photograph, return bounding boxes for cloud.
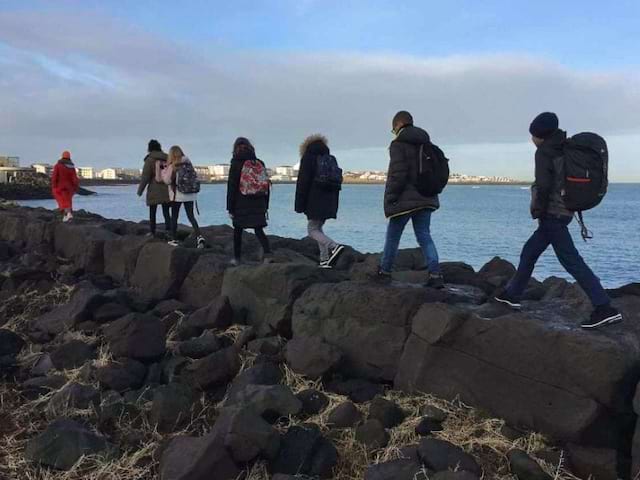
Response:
[1,8,639,180]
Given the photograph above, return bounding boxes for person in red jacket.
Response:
[51,151,80,222]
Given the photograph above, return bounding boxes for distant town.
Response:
[0,155,523,185]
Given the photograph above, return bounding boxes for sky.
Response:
[1,0,639,181]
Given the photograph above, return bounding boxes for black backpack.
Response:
[415,142,449,197]
[561,132,608,240]
[314,154,343,191]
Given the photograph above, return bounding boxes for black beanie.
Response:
[529,112,559,139]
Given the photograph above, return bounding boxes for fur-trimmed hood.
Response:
[299,134,328,157]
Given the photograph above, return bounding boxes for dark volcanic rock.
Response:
[178,253,229,307]
[150,383,195,433]
[50,340,96,370]
[417,438,481,475]
[364,458,424,480]
[326,378,384,403]
[368,396,406,429]
[223,407,280,462]
[247,336,284,356]
[567,444,618,480]
[92,302,131,323]
[184,346,240,390]
[270,425,338,478]
[226,362,283,402]
[507,449,552,480]
[54,223,117,274]
[104,234,150,285]
[159,434,240,480]
[176,331,221,359]
[0,329,26,358]
[395,301,640,448]
[292,281,426,381]
[431,473,479,480]
[25,418,111,470]
[478,256,516,287]
[178,296,233,339]
[415,416,444,436]
[47,382,99,414]
[297,389,330,416]
[30,286,104,336]
[153,298,190,317]
[327,401,363,428]
[21,375,67,398]
[285,335,343,379]
[222,263,342,337]
[355,419,389,449]
[96,358,147,392]
[225,384,302,422]
[104,313,166,362]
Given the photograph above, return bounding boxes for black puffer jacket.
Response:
[295,135,339,221]
[530,129,572,219]
[384,125,440,218]
[226,150,269,229]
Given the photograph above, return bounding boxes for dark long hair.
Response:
[233,137,255,157]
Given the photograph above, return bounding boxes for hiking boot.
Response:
[493,291,522,309]
[426,273,445,289]
[196,235,206,249]
[319,260,332,269]
[327,245,345,266]
[582,305,623,330]
[167,240,180,247]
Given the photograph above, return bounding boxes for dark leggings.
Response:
[149,203,171,235]
[234,227,271,260]
[171,201,200,239]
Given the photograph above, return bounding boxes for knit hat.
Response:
[529,112,559,139]
[61,151,71,160]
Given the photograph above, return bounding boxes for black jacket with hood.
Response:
[226,149,269,229]
[295,135,339,221]
[384,125,440,218]
[530,129,572,219]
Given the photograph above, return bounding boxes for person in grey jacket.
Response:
[378,111,443,288]
[494,112,622,330]
[137,139,171,237]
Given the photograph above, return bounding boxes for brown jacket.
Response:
[137,151,170,206]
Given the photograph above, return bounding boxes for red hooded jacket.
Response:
[51,159,79,209]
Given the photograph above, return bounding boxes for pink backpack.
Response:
[154,160,166,183]
[161,163,174,185]
[239,160,270,196]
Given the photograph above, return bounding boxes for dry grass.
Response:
[0,284,73,333]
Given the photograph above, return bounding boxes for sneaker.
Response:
[493,291,522,309]
[319,260,332,269]
[167,240,179,247]
[426,273,445,290]
[374,268,392,283]
[229,258,241,267]
[327,245,345,266]
[581,305,623,330]
[196,235,206,249]
[62,212,73,223]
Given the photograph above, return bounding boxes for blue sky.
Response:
[1,0,639,179]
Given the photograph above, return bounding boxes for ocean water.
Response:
[19,184,640,288]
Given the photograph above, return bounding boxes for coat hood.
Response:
[538,129,566,156]
[394,125,431,145]
[300,134,328,157]
[58,159,76,168]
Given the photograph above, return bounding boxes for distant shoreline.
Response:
[82,179,533,187]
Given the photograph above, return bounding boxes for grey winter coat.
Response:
[384,125,440,218]
[530,129,572,219]
[137,151,170,206]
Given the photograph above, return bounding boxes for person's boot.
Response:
[425,273,445,289]
[581,304,623,329]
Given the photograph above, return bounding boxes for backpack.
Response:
[314,154,343,191]
[176,162,201,194]
[560,132,608,241]
[154,160,166,183]
[160,163,174,185]
[239,160,270,196]
[415,143,449,197]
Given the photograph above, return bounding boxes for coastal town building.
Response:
[275,166,295,177]
[32,163,54,175]
[0,156,20,168]
[99,168,142,180]
[208,164,230,179]
[194,166,210,181]
[76,167,95,179]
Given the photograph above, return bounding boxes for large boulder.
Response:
[25,418,112,470]
[270,424,338,478]
[225,384,302,421]
[159,434,239,480]
[178,253,229,308]
[183,346,241,390]
[150,383,195,433]
[177,296,233,339]
[417,438,481,475]
[0,329,26,364]
[223,407,280,462]
[104,313,166,362]
[96,358,147,392]
[104,234,151,285]
[54,223,117,273]
[130,242,200,302]
[292,282,427,381]
[364,458,424,480]
[221,263,342,337]
[50,340,96,370]
[395,302,640,448]
[0,207,54,248]
[284,335,343,379]
[47,382,99,415]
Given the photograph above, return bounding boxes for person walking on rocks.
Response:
[295,134,345,268]
[494,112,623,329]
[165,145,205,249]
[137,139,172,237]
[226,137,272,265]
[51,150,79,222]
[378,111,446,288]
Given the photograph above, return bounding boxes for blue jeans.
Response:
[506,215,609,307]
[380,209,440,273]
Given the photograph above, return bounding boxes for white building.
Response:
[275,166,294,177]
[208,164,230,178]
[120,168,141,179]
[99,168,118,180]
[32,163,54,175]
[194,166,211,181]
[0,156,19,168]
[76,167,95,179]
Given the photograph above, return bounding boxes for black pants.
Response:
[171,201,200,239]
[149,203,171,235]
[234,227,270,260]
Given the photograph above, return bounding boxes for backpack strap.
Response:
[418,145,424,175]
[575,211,593,242]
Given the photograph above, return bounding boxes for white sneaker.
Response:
[167,240,179,247]
[62,212,73,222]
[327,245,345,266]
[319,260,332,269]
[196,236,206,249]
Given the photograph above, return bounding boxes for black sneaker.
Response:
[196,235,206,249]
[581,305,623,330]
[426,273,445,290]
[327,245,345,266]
[318,260,332,269]
[374,268,392,283]
[493,292,522,309]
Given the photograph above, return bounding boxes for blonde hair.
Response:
[168,145,185,165]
